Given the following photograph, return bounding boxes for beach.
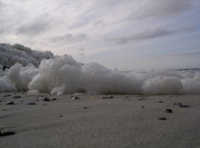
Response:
[0,0,199,147]
[0,93,200,148]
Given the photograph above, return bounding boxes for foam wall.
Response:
[29,55,83,95]
[181,73,200,94]
[0,76,16,92]
[82,63,142,94]
[143,76,183,95]
[0,55,200,95]
[7,63,38,91]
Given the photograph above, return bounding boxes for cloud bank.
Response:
[0,0,199,69]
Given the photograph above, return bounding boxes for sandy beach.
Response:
[0,0,199,147]
[0,93,200,148]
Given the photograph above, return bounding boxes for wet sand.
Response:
[0,93,200,148]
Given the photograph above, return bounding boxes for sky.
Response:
[0,0,200,70]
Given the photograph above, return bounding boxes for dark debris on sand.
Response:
[52,98,57,101]
[0,128,16,137]
[27,102,36,105]
[158,117,167,121]
[43,97,51,102]
[3,94,12,97]
[43,97,57,102]
[174,102,190,108]
[6,101,15,105]
[157,100,164,103]
[138,97,146,101]
[83,106,89,110]
[102,95,114,99]
[165,108,173,113]
[71,96,80,100]
[59,114,63,118]
[12,95,21,99]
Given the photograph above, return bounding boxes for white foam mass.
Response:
[0,55,200,95]
[0,76,16,92]
[28,55,141,95]
[143,76,183,95]
[82,63,142,94]
[29,55,83,95]
[8,63,38,91]
[181,73,200,94]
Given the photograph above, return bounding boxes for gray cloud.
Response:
[0,26,7,34]
[0,1,4,8]
[0,1,3,8]
[129,0,193,20]
[109,27,197,45]
[0,2,8,33]
[16,14,50,36]
[50,33,87,44]
[68,0,127,29]
[0,0,199,70]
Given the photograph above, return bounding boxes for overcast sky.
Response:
[0,0,200,70]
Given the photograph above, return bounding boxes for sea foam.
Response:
[0,55,200,95]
